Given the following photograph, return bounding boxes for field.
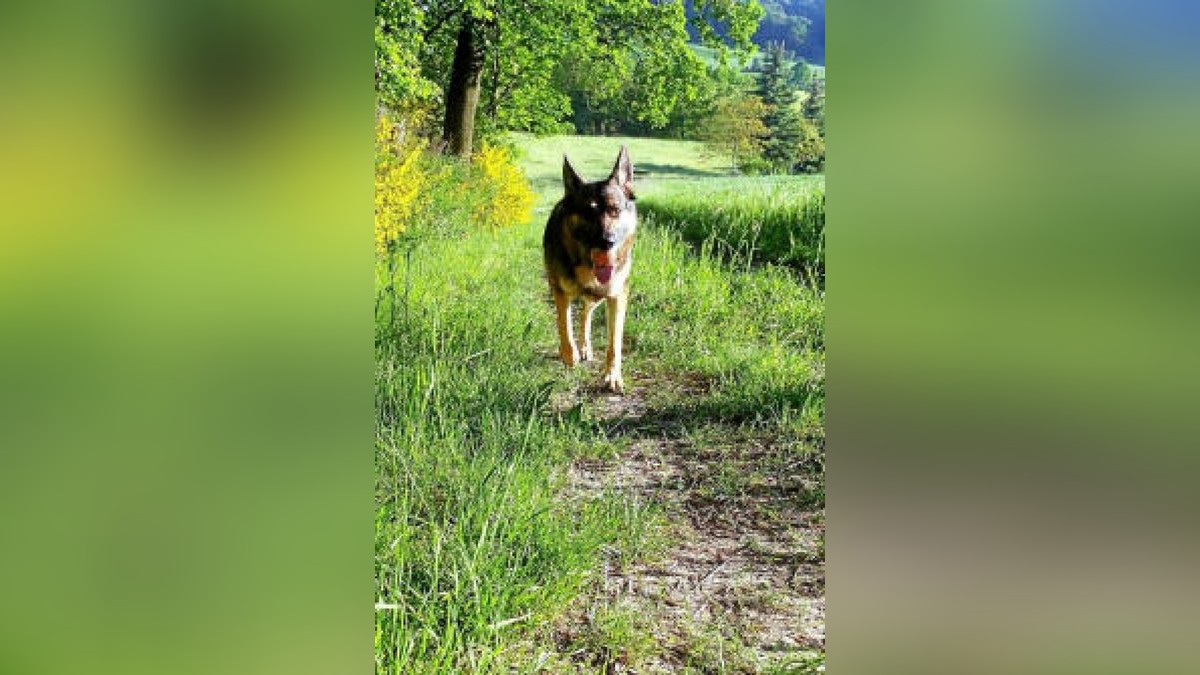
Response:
[509,134,733,200]
[640,177,825,273]
[376,135,825,673]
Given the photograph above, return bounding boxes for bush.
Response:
[738,156,774,176]
[375,114,417,253]
[472,143,535,232]
[794,119,825,174]
[374,115,535,256]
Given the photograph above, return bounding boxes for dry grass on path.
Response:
[546,371,825,674]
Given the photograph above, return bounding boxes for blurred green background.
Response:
[0,1,371,674]
[832,1,1200,674]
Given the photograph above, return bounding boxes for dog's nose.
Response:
[599,236,616,249]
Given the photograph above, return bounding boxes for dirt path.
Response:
[549,372,825,673]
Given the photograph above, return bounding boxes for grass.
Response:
[507,133,733,203]
[375,230,661,672]
[618,228,824,430]
[376,133,824,672]
[639,176,825,273]
[562,600,663,670]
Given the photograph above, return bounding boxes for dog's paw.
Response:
[602,368,624,394]
[579,345,593,362]
[559,345,580,367]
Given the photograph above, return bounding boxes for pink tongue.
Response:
[595,265,614,283]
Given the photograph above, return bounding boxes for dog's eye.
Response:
[607,207,620,218]
[589,201,599,211]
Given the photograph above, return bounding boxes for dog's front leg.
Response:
[578,298,598,362]
[553,287,579,367]
[602,288,628,393]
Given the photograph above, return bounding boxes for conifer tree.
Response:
[802,73,825,136]
[757,42,805,172]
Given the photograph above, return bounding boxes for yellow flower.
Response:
[375,116,428,255]
[472,144,534,232]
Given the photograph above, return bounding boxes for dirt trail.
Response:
[549,372,825,673]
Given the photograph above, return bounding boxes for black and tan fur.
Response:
[543,147,637,393]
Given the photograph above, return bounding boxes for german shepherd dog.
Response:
[543,147,636,393]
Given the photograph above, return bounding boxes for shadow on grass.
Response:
[635,163,729,179]
[565,372,823,453]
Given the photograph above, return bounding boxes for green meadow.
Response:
[510,133,732,202]
[640,176,825,273]
[376,135,825,673]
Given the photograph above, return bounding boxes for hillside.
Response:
[758,0,825,65]
[686,0,825,65]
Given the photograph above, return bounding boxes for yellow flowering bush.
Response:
[472,143,535,232]
[375,115,428,255]
[375,115,535,257]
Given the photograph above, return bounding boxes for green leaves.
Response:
[375,0,768,140]
[375,0,437,110]
[689,0,767,54]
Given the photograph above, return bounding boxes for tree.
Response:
[794,66,824,172]
[442,15,488,155]
[757,41,804,172]
[701,94,769,172]
[557,19,709,138]
[376,0,767,157]
[663,62,752,140]
[801,71,825,135]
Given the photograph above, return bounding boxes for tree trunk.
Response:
[443,18,484,157]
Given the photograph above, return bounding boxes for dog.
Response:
[543,146,637,393]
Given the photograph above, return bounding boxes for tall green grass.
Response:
[625,228,824,434]
[638,176,825,274]
[375,231,661,672]
[375,228,823,671]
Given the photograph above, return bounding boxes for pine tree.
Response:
[757,42,805,173]
[802,73,825,136]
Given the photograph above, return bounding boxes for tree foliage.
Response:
[375,0,768,155]
[802,72,825,135]
[687,0,768,55]
[556,2,703,134]
[700,94,770,171]
[375,0,438,113]
[794,118,824,173]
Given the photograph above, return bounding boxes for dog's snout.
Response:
[599,236,617,249]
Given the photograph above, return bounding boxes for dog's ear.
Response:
[563,155,585,196]
[609,145,634,199]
